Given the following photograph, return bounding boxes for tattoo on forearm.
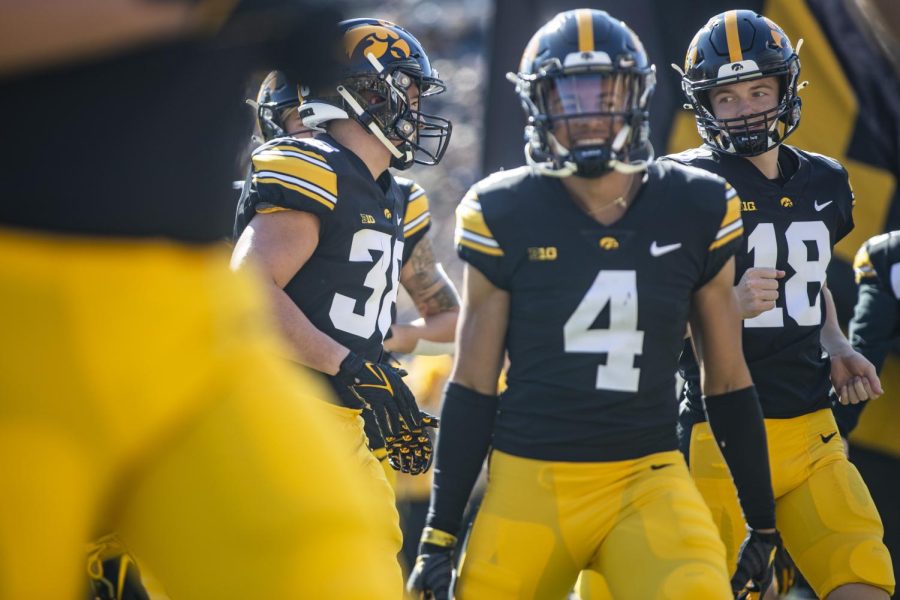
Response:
[416,282,460,315]
[404,237,460,315]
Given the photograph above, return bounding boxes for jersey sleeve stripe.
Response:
[253,173,336,210]
[253,170,337,204]
[255,205,291,214]
[251,153,337,197]
[404,212,431,237]
[267,146,333,171]
[709,224,743,250]
[455,229,504,257]
[715,217,743,240]
[404,195,430,224]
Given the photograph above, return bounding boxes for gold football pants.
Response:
[0,228,402,599]
[457,449,731,599]
[688,408,894,598]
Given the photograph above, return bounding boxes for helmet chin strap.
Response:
[333,49,415,166]
[336,85,407,162]
[608,124,652,174]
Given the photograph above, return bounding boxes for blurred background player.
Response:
[409,9,781,600]
[669,10,894,599]
[0,1,404,599]
[230,17,458,592]
[833,231,900,592]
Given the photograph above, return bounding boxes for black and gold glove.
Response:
[732,529,781,599]
[337,351,422,435]
[385,414,439,475]
[407,528,457,600]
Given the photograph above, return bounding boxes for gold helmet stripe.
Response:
[724,10,743,63]
[576,10,595,53]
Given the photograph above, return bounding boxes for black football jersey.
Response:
[666,146,855,421]
[456,161,742,462]
[234,135,432,410]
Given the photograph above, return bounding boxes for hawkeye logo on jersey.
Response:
[528,246,558,261]
[384,208,393,220]
[599,237,619,250]
[741,201,757,212]
[780,197,793,208]
[361,213,376,224]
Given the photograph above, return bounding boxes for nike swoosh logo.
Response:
[650,463,674,470]
[820,431,838,444]
[814,200,833,211]
[650,241,682,257]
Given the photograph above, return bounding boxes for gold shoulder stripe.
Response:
[457,193,494,239]
[253,175,335,210]
[455,192,503,257]
[252,151,337,197]
[720,194,741,227]
[404,192,430,224]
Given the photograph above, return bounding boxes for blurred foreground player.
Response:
[0,2,400,599]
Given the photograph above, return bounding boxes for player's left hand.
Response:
[407,543,455,600]
[732,529,781,599]
[829,349,883,405]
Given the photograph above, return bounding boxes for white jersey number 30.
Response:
[329,229,403,339]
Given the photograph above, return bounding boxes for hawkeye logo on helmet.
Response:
[563,51,612,68]
[345,25,411,61]
[717,60,760,79]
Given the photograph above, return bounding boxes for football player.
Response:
[407,9,781,600]
[252,70,316,141]
[833,231,900,437]
[230,17,457,591]
[0,1,403,599]
[668,10,894,599]
[235,64,459,484]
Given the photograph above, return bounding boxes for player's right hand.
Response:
[735,267,785,318]
[407,544,455,600]
[337,351,423,435]
[732,529,781,599]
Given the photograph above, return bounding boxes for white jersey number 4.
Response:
[564,270,645,392]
